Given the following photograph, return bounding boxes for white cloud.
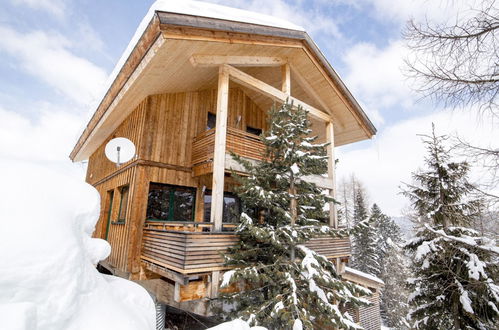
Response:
[362,0,481,25]
[343,40,415,113]
[11,0,67,19]
[0,105,86,164]
[205,0,343,39]
[0,25,107,106]
[336,109,499,216]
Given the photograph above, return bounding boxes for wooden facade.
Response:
[71,5,381,326]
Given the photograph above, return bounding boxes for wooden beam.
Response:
[290,64,344,128]
[281,63,291,94]
[190,55,287,67]
[211,66,230,232]
[224,64,330,122]
[326,121,338,228]
[210,271,220,298]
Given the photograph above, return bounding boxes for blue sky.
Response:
[0,0,495,216]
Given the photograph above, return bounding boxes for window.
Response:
[246,125,262,136]
[203,191,240,223]
[146,183,195,221]
[104,190,114,239]
[207,112,216,130]
[117,186,129,222]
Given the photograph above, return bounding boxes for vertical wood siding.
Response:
[88,87,266,275]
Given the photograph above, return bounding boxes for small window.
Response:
[146,183,195,221]
[104,190,114,239]
[203,191,240,223]
[117,186,129,222]
[246,126,262,136]
[207,112,216,130]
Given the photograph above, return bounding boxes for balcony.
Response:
[191,127,265,177]
[141,220,351,276]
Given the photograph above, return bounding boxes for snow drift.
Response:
[0,161,155,330]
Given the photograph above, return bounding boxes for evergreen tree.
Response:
[379,239,410,329]
[220,103,371,329]
[402,125,498,329]
[351,192,380,276]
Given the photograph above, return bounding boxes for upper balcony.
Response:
[191,126,335,191]
[192,127,264,177]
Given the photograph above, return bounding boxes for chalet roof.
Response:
[70,1,376,162]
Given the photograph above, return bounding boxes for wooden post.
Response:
[210,66,230,232]
[210,271,220,298]
[281,63,291,95]
[326,121,338,228]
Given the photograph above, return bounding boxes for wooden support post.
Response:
[194,181,205,223]
[210,271,220,298]
[210,66,230,232]
[326,121,338,228]
[281,63,291,95]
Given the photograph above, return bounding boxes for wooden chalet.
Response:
[70,1,381,327]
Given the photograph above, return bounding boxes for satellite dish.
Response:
[105,137,136,167]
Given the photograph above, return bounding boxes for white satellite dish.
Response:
[105,137,136,167]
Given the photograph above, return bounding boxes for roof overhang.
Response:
[70,11,376,162]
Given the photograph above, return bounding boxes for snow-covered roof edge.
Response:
[106,0,304,95]
[344,267,384,286]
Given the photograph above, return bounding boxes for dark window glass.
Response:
[207,112,216,130]
[146,183,195,221]
[118,186,129,221]
[173,188,195,221]
[203,191,240,223]
[246,126,262,136]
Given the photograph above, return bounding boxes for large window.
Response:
[117,186,129,222]
[146,183,196,221]
[203,191,240,223]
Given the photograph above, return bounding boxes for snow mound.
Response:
[208,318,267,330]
[0,161,155,330]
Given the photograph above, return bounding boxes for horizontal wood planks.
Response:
[191,127,265,174]
[303,236,351,258]
[141,228,238,274]
[141,228,350,275]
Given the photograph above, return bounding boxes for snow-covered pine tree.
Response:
[371,203,401,266]
[351,191,380,276]
[220,102,371,329]
[402,125,499,329]
[379,238,410,329]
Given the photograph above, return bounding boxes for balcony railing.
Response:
[141,221,351,275]
[191,127,265,176]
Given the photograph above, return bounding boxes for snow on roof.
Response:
[344,267,384,286]
[105,0,304,102]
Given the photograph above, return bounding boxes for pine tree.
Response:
[402,125,499,329]
[351,191,380,276]
[220,102,371,329]
[379,239,410,329]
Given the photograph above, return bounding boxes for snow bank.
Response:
[208,318,267,330]
[0,160,155,330]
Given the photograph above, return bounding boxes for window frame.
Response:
[146,183,196,222]
[116,185,129,223]
[203,190,241,224]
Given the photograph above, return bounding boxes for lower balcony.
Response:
[140,220,351,276]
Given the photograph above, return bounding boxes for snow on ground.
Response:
[0,160,155,330]
[207,318,267,330]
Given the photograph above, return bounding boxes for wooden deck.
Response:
[141,222,351,275]
[192,127,264,176]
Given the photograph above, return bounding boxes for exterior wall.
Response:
[87,88,266,276]
[359,290,382,330]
